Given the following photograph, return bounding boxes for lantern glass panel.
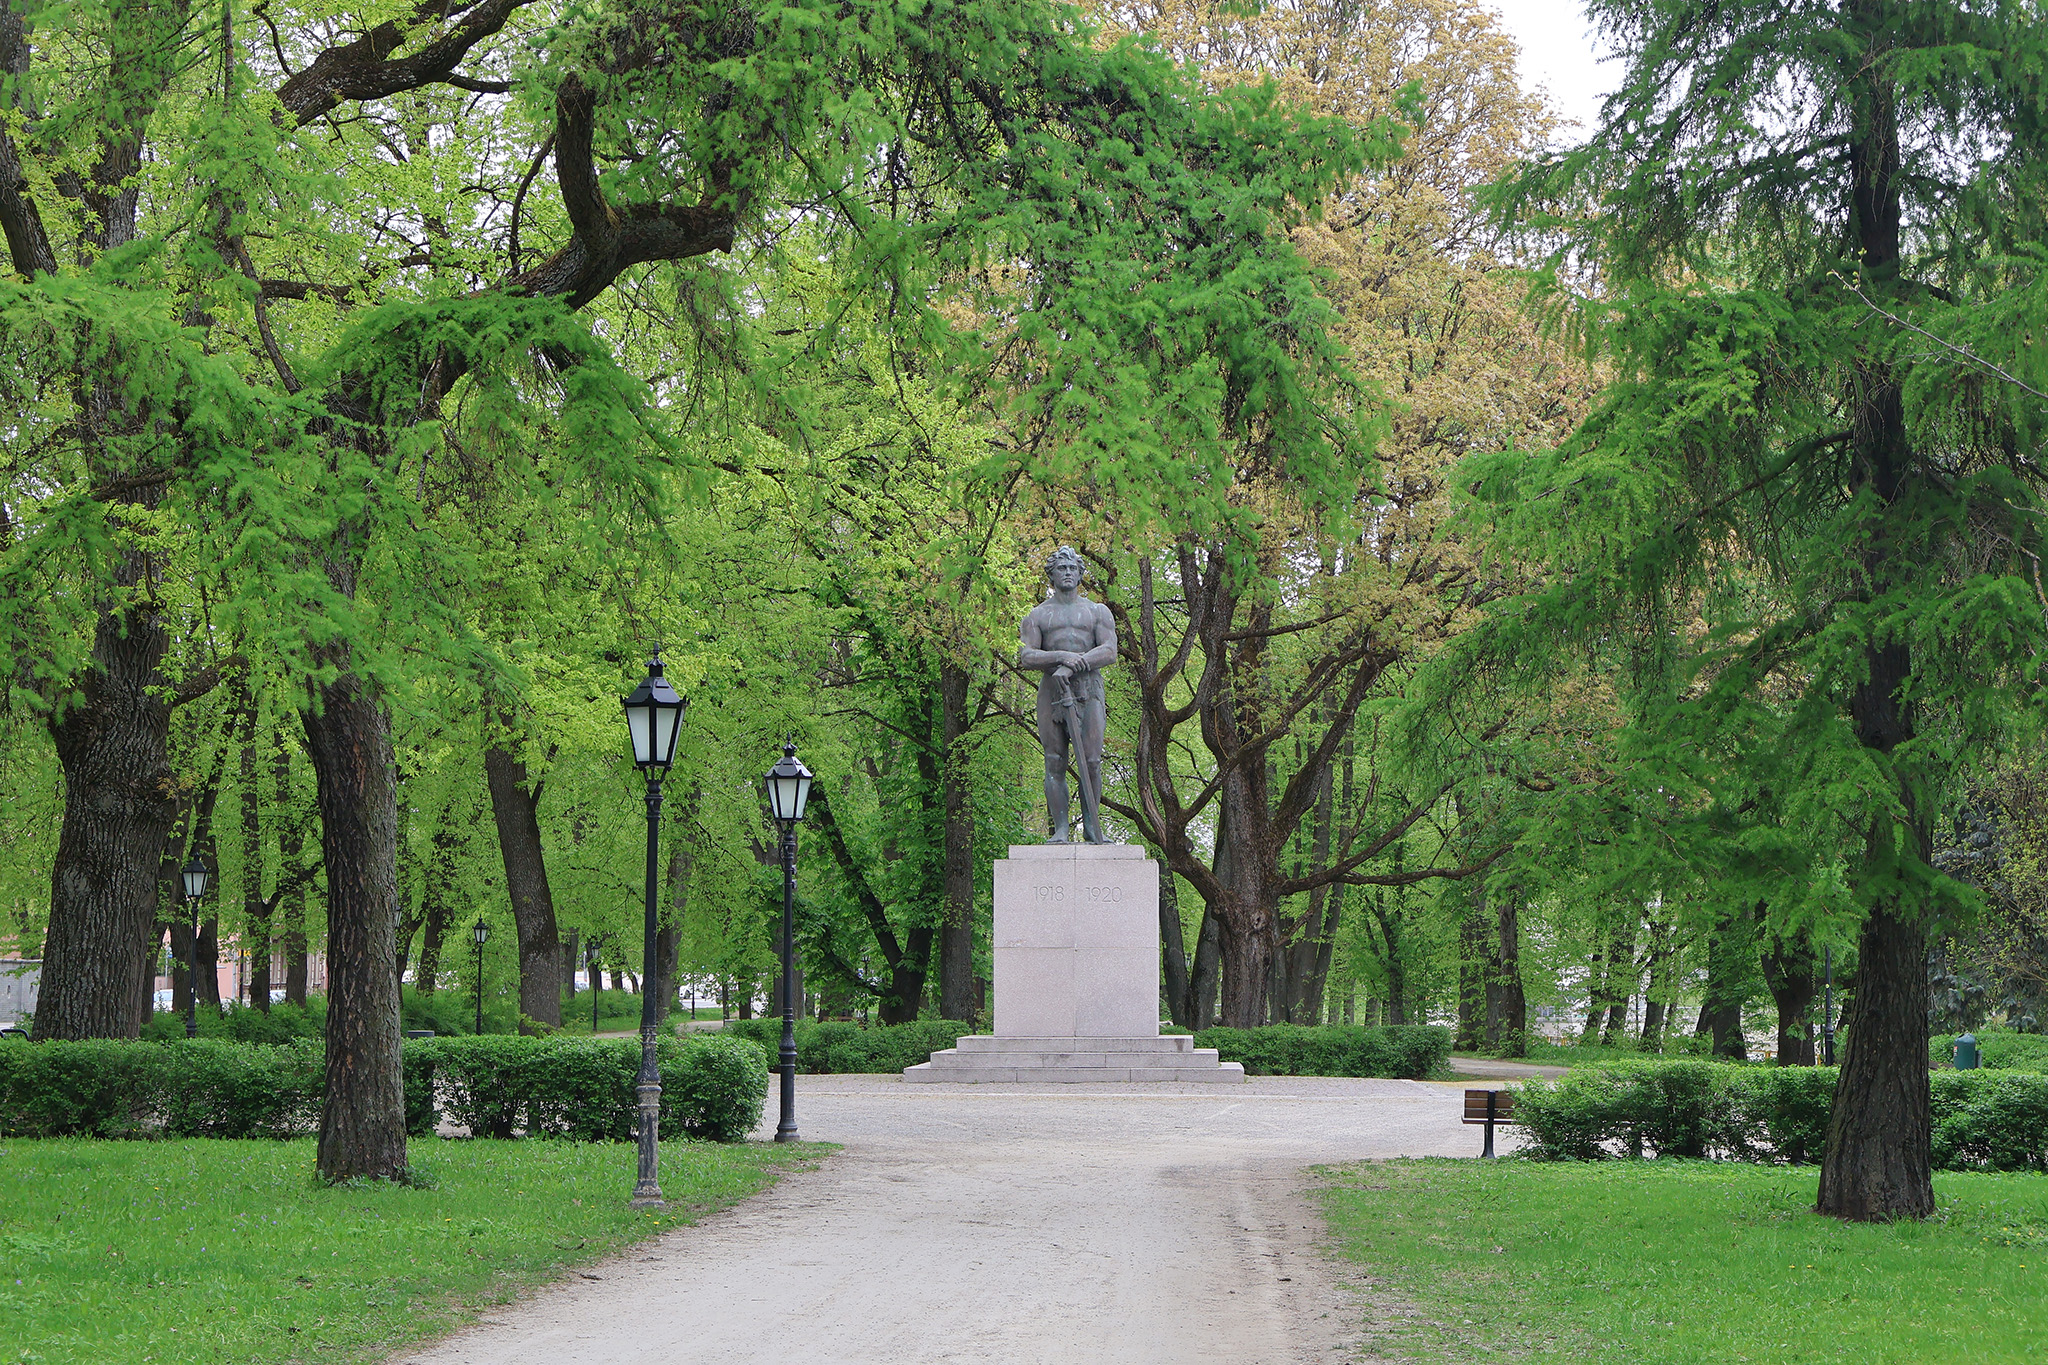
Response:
[181,859,209,900]
[652,702,681,768]
[626,704,655,767]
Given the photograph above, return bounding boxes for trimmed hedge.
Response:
[724,1018,971,1075]
[0,1038,324,1139]
[420,1034,769,1143]
[1514,1060,2048,1171]
[723,1018,1451,1079]
[1193,1024,1452,1079]
[0,1033,768,1143]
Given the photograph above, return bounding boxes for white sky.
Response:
[1480,0,1618,137]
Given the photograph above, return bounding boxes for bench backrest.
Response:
[1462,1088,1516,1123]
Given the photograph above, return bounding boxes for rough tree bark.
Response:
[303,657,407,1182]
[483,740,562,1034]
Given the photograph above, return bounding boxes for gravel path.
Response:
[391,1075,1510,1365]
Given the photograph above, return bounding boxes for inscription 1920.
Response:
[1032,884,1124,903]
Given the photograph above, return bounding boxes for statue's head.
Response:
[1045,546,1084,588]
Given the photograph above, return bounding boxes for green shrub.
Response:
[414,1034,770,1142]
[723,1018,972,1074]
[0,1037,166,1137]
[1515,1061,2048,1171]
[155,1040,323,1139]
[0,1033,767,1143]
[1725,1065,1836,1164]
[1192,1024,1452,1079]
[1929,1028,2048,1073]
[666,1033,771,1142]
[141,999,327,1044]
[0,1038,323,1138]
[1932,1071,2048,1172]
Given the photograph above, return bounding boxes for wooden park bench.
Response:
[1463,1088,1517,1158]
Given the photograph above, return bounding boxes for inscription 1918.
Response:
[1032,884,1125,903]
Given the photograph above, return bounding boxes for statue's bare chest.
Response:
[1033,603,1099,648]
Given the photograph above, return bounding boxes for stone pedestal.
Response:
[904,844,1243,1083]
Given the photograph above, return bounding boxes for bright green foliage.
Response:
[1321,1160,2048,1365]
[1457,0,2048,1212]
[1468,0,2048,928]
[0,1137,819,1365]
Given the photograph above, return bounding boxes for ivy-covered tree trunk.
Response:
[483,743,562,1034]
[303,656,407,1182]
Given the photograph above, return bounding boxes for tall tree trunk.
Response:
[1819,902,1932,1218]
[1600,921,1637,1046]
[1456,897,1487,1050]
[1579,943,1606,1045]
[1638,915,1672,1051]
[1762,928,1819,1066]
[561,926,580,1001]
[32,608,182,1041]
[1816,32,1935,1222]
[1373,893,1408,1025]
[1160,863,1192,1028]
[1209,793,1277,1028]
[1189,903,1221,1031]
[936,662,976,1021]
[1696,905,1755,1061]
[274,737,311,1007]
[483,742,563,1034]
[811,789,932,1024]
[411,803,460,996]
[1490,890,1526,1056]
[303,664,407,1182]
[655,799,695,1023]
[284,889,309,1005]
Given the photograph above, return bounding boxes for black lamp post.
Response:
[622,654,686,1206]
[470,916,491,1034]
[763,742,813,1144]
[180,855,211,1039]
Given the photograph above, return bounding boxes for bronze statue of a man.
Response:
[1019,546,1118,843]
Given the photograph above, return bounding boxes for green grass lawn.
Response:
[1321,1159,2048,1365]
[0,1136,824,1365]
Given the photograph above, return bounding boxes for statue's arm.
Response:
[1018,611,1060,672]
[1079,603,1118,671]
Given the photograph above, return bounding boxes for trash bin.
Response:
[1955,1032,1979,1069]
